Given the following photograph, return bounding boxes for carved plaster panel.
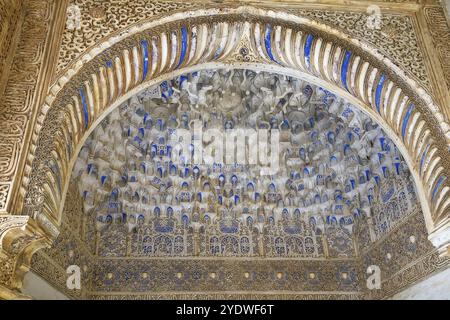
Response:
[56,0,203,74]
[423,6,450,90]
[0,0,57,213]
[27,68,444,300]
[0,0,449,299]
[56,1,432,93]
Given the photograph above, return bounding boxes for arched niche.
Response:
[16,6,450,254]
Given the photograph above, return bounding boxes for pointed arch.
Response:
[18,6,450,253]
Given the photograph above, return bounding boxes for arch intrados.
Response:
[61,62,431,230]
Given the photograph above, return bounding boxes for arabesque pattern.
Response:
[20,8,450,256]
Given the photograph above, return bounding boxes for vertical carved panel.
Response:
[424,6,450,90]
[0,0,59,213]
[0,0,24,97]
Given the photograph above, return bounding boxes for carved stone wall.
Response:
[351,166,450,299]
[0,215,52,299]
[0,0,60,213]
[0,1,448,251]
[286,8,431,91]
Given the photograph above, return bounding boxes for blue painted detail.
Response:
[219,220,239,234]
[347,131,353,141]
[141,40,149,81]
[379,137,385,150]
[341,51,352,91]
[365,169,371,181]
[304,34,314,68]
[79,88,89,129]
[154,220,174,233]
[160,81,173,101]
[50,163,62,193]
[176,27,188,68]
[375,74,386,113]
[105,203,117,213]
[420,144,430,173]
[106,60,113,68]
[395,162,400,175]
[374,175,380,185]
[377,152,384,163]
[432,176,446,201]
[343,144,350,155]
[401,104,414,140]
[180,75,188,87]
[264,25,277,63]
[284,225,301,234]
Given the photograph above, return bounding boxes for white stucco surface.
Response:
[391,267,450,300]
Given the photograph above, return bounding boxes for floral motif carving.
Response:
[0,0,24,96]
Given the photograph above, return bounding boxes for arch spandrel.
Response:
[15,6,450,255]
